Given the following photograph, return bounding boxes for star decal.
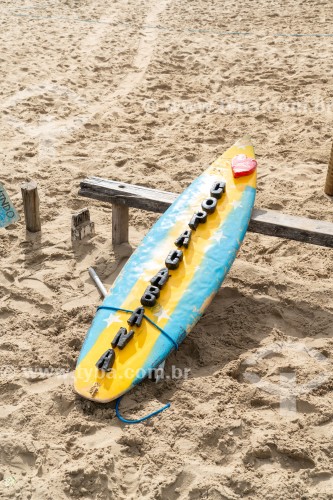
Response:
[211,231,227,244]
[230,200,243,209]
[103,313,122,328]
[132,264,145,273]
[133,260,161,277]
[140,260,164,280]
[154,307,170,321]
[143,260,162,272]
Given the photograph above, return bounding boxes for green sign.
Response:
[0,183,20,228]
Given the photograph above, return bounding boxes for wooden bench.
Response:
[79,176,333,249]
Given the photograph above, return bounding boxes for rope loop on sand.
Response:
[115,396,171,424]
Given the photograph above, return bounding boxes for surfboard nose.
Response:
[235,135,253,148]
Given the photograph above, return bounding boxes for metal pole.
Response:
[88,267,107,298]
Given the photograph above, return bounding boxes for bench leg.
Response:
[112,204,129,246]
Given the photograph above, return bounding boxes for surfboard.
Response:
[74,137,257,402]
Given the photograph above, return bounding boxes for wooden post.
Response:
[112,204,129,246]
[71,208,95,241]
[325,141,333,196]
[21,181,41,232]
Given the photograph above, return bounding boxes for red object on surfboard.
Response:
[232,154,257,178]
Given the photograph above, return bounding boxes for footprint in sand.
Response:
[18,278,55,299]
[77,427,123,453]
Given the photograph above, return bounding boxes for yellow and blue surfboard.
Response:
[74,137,257,402]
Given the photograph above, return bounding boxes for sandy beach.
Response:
[1,0,333,498]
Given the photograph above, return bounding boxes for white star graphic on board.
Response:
[230,200,243,209]
[211,231,227,244]
[132,264,144,273]
[160,220,174,230]
[140,261,164,280]
[103,313,122,328]
[132,260,160,276]
[143,260,162,272]
[154,307,170,321]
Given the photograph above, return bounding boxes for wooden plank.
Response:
[79,176,333,248]
[249,209,333,248]
[79,177,176,212]
[112,204,129,245]
[325,141,333,196]
[21,181,41,233]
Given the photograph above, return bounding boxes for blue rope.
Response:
[97,305,179,350]
[115,396,170,424]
